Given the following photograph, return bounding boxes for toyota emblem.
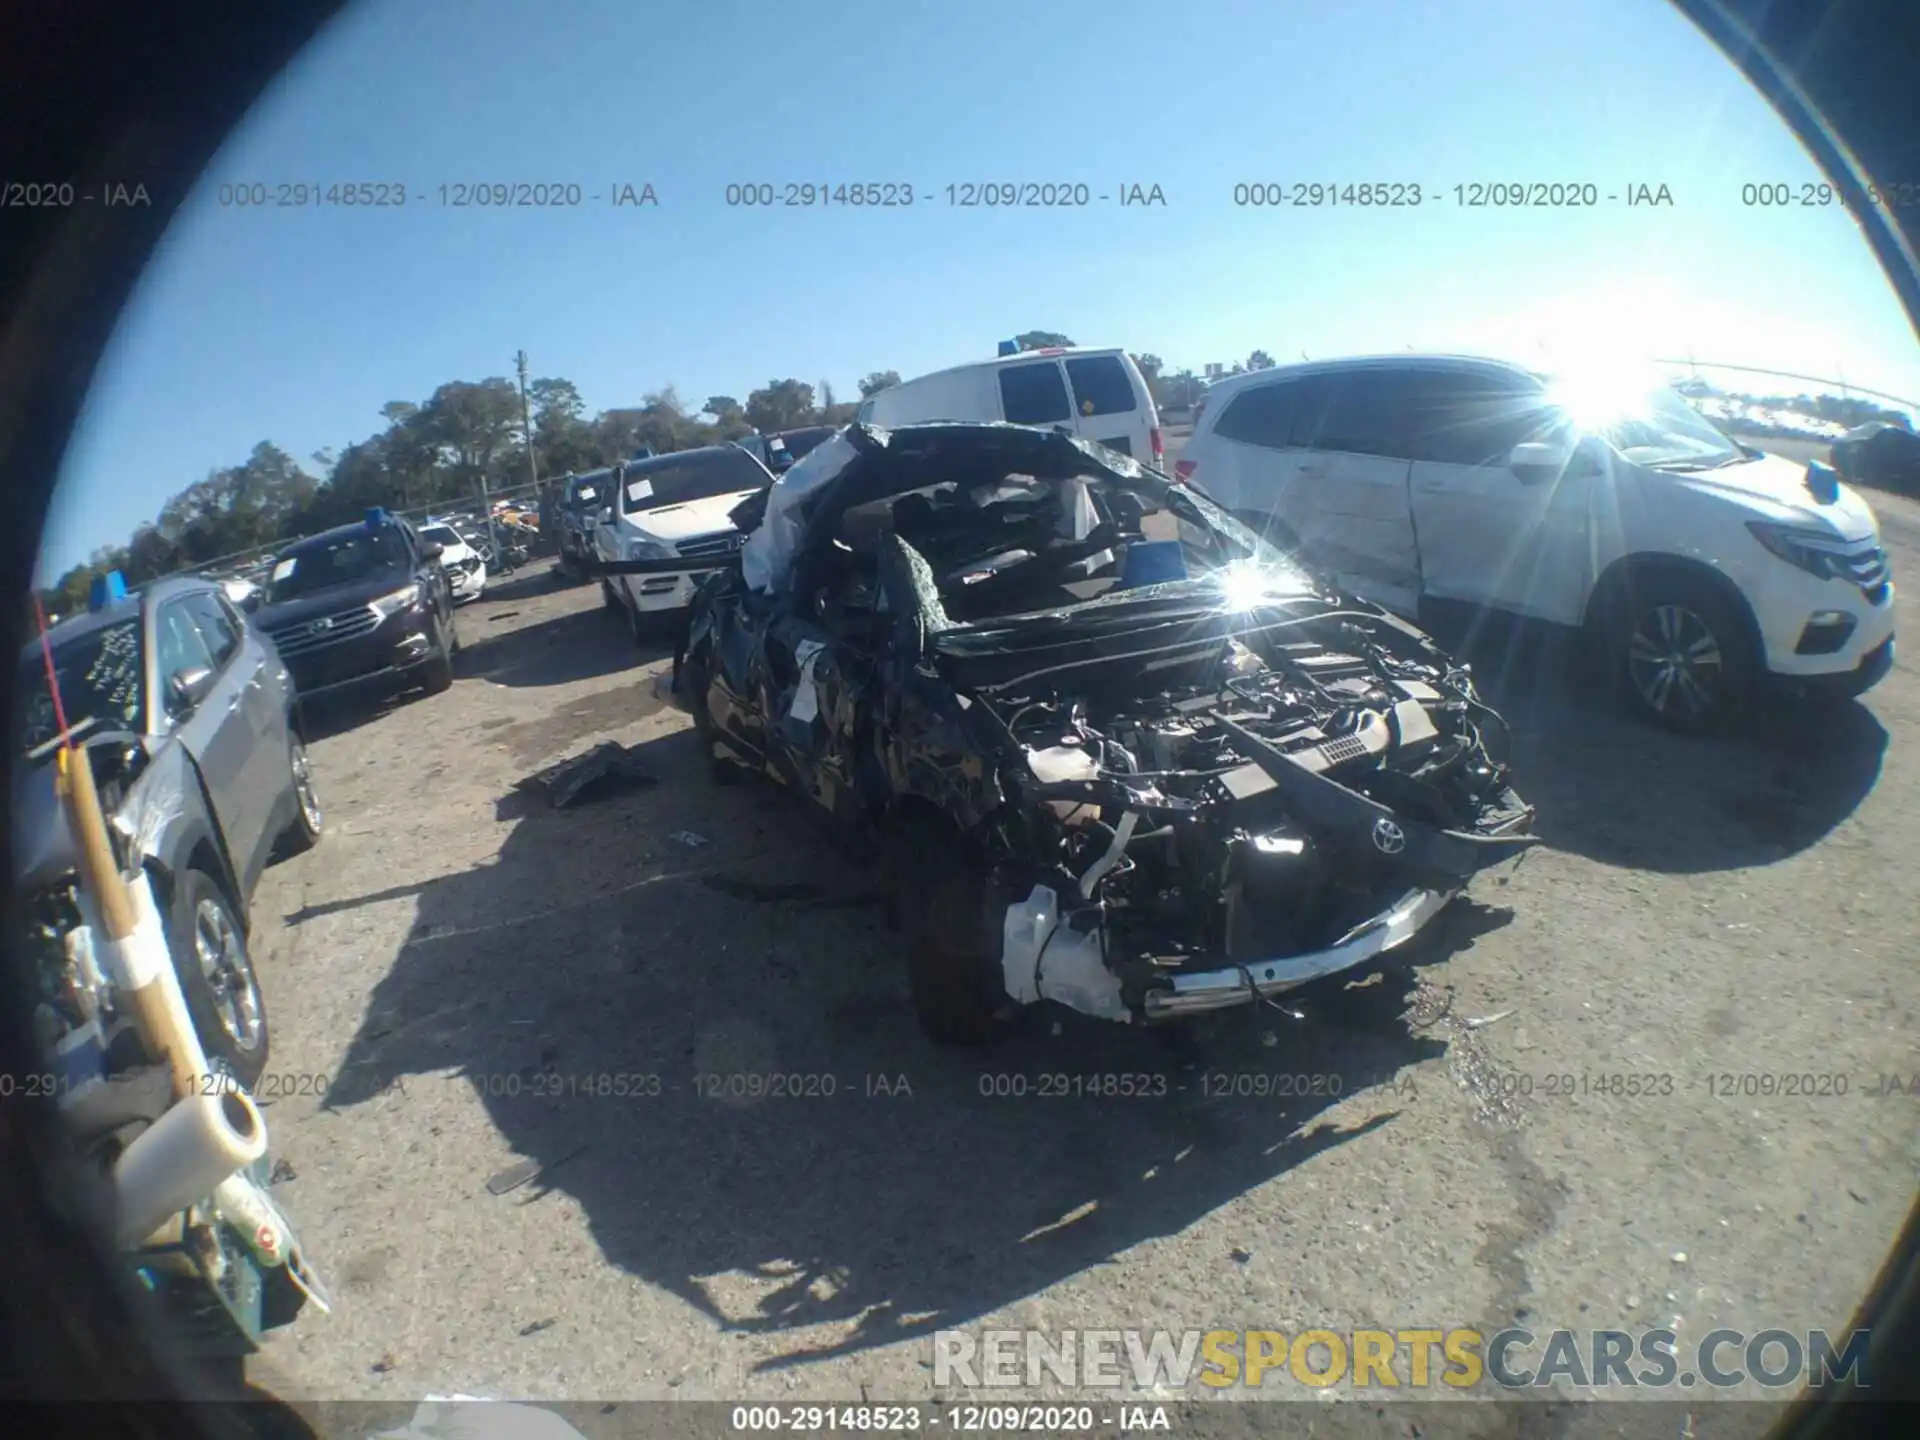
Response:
[1371,817,1406,855]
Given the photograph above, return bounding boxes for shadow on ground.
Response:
[455,595,674,688]
[309,715,1498,1370]
[294,671,444,743]
[298,577,1888,1370]
[1423,603,1888,874]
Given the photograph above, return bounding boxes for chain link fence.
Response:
[157,476,552,585]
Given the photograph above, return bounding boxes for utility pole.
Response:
[516,349,540,492]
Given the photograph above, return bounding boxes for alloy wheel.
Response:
[290,740,323,833]
[1626,603,1725,723]
[194,896,264,1054]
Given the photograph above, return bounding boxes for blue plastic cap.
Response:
[364,506,391,528]
[1805,460,1841,503]
[88,570,129,611]
[997,339,1019,357]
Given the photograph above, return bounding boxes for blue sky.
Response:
[39,0,1920,579]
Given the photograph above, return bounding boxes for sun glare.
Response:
[1545,368,1658,430]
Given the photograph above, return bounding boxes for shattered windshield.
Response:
[811,448,1317,631]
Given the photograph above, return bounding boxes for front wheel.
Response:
[165,869,269,1088]
[1600,573,1755,731]
[276,736,322,856]
[421,625,455,694]
[681,637,740,784]
[894,816,1013,1046]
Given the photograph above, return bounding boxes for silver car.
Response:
[14,574,324,1087]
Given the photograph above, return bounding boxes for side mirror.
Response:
[168,667,217,714]
[240,590,262,613]
[597,507,613,524]
[1508,438,1600,484]
[422,541,444,562]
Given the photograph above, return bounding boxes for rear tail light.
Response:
[1150,426,1164,460]
[1173,459,1197,484]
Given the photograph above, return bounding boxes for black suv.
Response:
[253,509,458,704]
[557,471,613,574]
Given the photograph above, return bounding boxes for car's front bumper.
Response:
[1773,634,1896,700]
[622,570,705,612]
[1752,567,1896,680]
[283,619,437,700]
[1141,886,1455,1020]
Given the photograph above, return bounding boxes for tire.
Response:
[682,638,740,784]
[627,593,652,647]
[165,868,268,1088]
[276,735,323,856]
[895,815,1012,1046]
[1597,569,1756,732]
[602,578,619,611]
[421,627,455,694]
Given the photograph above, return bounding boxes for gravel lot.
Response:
[244,456,1920,1415]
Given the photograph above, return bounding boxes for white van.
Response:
[856,347,1164,467]
[1177,354,1895,730]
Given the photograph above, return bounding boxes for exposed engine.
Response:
[15,739,177,1150]
[987,620,1533,1006]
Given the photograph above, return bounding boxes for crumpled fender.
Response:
[113,740,245,925]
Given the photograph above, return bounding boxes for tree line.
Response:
[37,331,1266,613]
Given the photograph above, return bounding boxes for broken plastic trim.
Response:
[517,742,659,809]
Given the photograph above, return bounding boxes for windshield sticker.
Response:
[626,478,654,504]
[272,557,297,581]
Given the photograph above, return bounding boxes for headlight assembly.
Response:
[368,582,423,619]
[1746,521,1848,581]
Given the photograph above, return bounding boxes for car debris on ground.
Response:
[516,742,659,809]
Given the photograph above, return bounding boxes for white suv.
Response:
[593,445,775,639]
[419,521,487,602]
[1176,354,1895,728]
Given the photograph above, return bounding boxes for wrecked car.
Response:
[665,422,1537,1042]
